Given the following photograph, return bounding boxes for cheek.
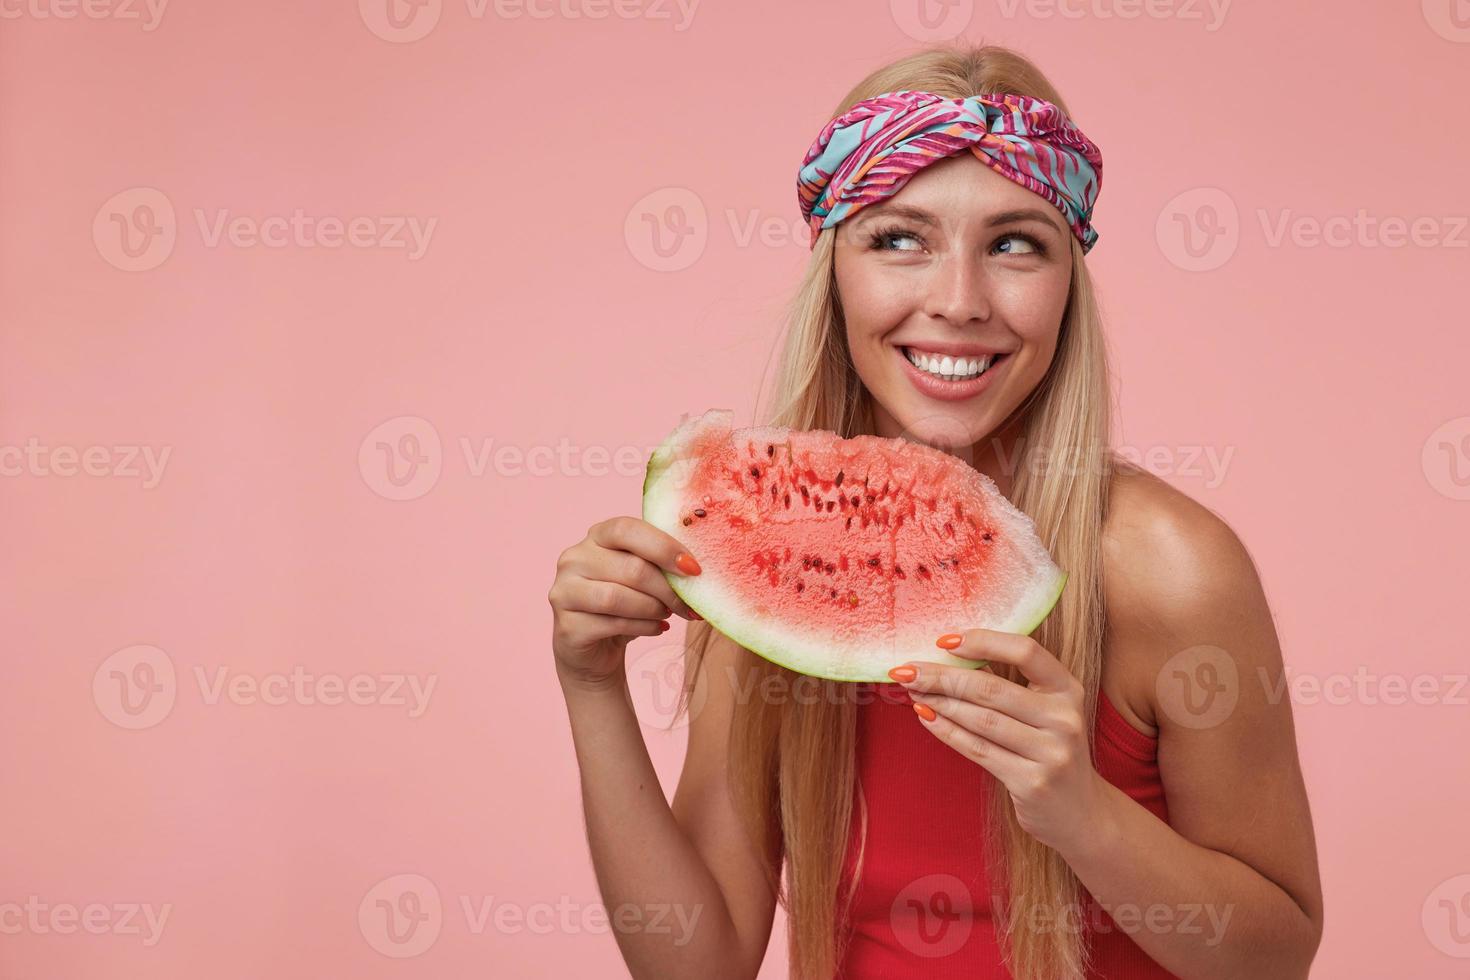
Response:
[835,259,914,339]
[994,273,1069,354]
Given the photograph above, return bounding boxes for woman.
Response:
[548,44,1323,979]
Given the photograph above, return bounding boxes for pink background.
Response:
[2,1,1468,976]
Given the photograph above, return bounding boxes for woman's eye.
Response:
[995,233,1045,256]
[868,226,923,252]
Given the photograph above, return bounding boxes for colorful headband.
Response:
[797,89,1103,252]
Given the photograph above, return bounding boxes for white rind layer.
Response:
[642,409,1068,683]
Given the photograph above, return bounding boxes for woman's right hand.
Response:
[548,516,703,692]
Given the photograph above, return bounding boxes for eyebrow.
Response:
[859,202,1064,236]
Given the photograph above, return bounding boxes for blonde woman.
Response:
[548,44,1323,979]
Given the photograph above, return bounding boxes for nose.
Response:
[922,251,992,327]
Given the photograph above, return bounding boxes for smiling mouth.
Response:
[900,346,1010,382]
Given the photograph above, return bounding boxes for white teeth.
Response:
[904,347,994,380]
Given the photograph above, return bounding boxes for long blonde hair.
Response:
[674,43,1114,980]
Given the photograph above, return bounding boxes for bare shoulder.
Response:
[1099,459,1273,735]
[1098,463,1323,943]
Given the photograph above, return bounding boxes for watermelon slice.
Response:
[641,410,1067,682]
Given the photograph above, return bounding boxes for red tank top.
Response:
[835,682,1176,979]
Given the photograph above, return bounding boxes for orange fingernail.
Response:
[888,665,917,683]
[675,553,702,576]
[913,702,937,722]
[936,633,963,649]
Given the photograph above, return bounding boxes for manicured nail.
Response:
[936,633,963,650]
[659,619,670,632]
[887,665,917,683]
[675,553,702,576]
[913,702,937,722]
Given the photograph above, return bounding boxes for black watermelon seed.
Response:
[694,508,706,518]
[766,444,775,457]
[835,470,844,487]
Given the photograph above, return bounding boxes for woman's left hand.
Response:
[888,628,1110,856]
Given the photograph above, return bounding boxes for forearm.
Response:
[559,669,751,979]
[1060,778,1319,980]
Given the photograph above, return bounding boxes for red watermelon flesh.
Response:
[642,410,1067,682]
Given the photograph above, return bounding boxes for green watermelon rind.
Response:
[641,410,1069,684]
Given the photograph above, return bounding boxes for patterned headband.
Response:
[797,89,1103,253]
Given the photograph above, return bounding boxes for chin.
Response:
[881,399,989,462]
